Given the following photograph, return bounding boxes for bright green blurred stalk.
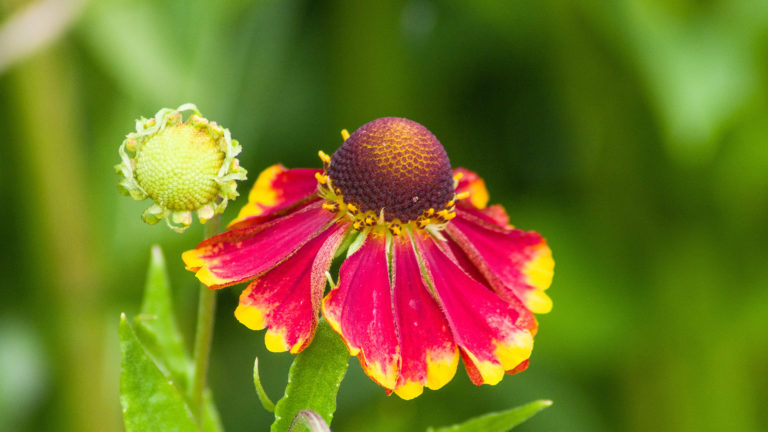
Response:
[8,48,115,431]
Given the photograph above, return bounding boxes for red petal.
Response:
[448,208,554,314]
[443,236,490,285]
[182,201,336,288]
[322,234,399,389]
[391,235,458,399]
[235,223,347,353]
[229,165,321,229]
[413,233,534,386]
[453,167,489,209]
[453,168,514,227]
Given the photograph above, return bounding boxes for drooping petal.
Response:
[442,236,490,285]
[322,234,399,390]
[448,208,554,314]
[235,223,348,353]
[413,233,534,386]
[229,164,321,229]
[442,237,538,335]
[453,167,489,209]
[391,235,458,399]
[182,201,336,288]
[453,167,512,226]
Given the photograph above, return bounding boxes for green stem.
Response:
[191,215,221,424]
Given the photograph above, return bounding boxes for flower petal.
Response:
[453,168,512,226]
[413,233,534,386]
[448,208,554,314]
[235,223,347,353]
[453,167,489,209]
[182,201,336,288]
[322,234,399,390]
[391,235,458,399]
[229,164,321,229]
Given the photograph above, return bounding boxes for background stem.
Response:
[191,215,221,424]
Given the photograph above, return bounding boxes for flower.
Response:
[115,103,247,232]
[183,118,554,399]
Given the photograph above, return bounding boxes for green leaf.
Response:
[427,399,552,432]
[120,314,197,432]
[133,245,191,391]
[271,319,350,432]
[201,392,224,432]
[123,246,223,432]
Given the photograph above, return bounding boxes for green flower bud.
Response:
[115,103,247,232]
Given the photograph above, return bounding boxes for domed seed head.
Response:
[134,123,223,211]
[327,117,454,222]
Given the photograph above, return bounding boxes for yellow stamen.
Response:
[340,129,350,140]
[318,150,331,164]
[322,202,339,212]
[417,216,430,228]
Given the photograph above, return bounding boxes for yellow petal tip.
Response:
[235,304,266,330]
[264,329,289,353]
[394,381,423,400]
[195,265,226,287]
[181,248,204,270]
[425,348,459,390]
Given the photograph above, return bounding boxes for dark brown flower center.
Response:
[327,117,454,222]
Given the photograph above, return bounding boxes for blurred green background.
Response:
[1,0,767,431]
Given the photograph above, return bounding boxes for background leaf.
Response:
[119,314,197,432]
[271,320,350,432]
[427,400,552,432]
[122,246,223,432]
[133,245,191,391]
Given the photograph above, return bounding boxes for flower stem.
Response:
[191,215,221,424]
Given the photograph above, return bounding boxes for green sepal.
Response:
[271,319,350,432]
[426,399,552,432]
[253,357,276,413]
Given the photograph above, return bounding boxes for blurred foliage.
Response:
[1,0,767,431]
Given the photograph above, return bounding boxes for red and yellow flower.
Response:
[183,118,554,399]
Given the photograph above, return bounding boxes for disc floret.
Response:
[115,103,247,232]
[318,117,469,236]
